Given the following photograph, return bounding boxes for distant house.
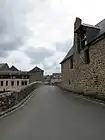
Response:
[0,64,29,92]
[50,73,62,85]
[44,75,51,84]
[60,17,105,95]
[28,66,44,83]
[0,64,44,92]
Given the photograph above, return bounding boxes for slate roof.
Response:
[0,63,9,71]
[60,18,105,64]
[0,63,6,69]
[10,65,19,71]
[0,71,29,76]
[82,23,100,29]
[0,64,28,75]
[52,73,61,76]
[60,46,74,64]
[28,66,44,73]
[95,19,105,39]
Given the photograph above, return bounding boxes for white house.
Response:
[0,64,29,92]
[50,73,62,85]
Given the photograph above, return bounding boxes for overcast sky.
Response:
[0,0,104,74]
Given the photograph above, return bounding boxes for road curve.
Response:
[0,85,105,140]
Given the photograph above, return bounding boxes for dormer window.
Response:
[75,26,87,51]
[81,33,87,49]
[84,34,87,39]
[85,40,87,45]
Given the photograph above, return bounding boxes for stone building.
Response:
[28,66,44,83]
[60,17,105,95]
[0,64,44,92]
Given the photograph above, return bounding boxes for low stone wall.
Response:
[0,81,42,112]
[58,83,105,103]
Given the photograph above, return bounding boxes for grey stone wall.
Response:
[61,37,105,95]
[29,72,44,83]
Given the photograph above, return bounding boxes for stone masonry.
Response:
[61,17,105,95]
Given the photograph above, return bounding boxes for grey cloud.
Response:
[25,47,55,64]
[55,40,72,53]
[0,51,7,57]
[0,0,31,58]
[42,61,60,72]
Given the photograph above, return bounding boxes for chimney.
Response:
[74,17,82,31]
[74,17,82,54]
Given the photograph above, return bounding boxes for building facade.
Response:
[28,66,44,83]
[0,64,44,92]
[0,72,29,92]
[44,75,51,85]
[50,73,62,85]
[61,17,105,95]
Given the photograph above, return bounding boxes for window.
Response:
[24,76,28,79]
[22,76,26,79]
[1,76,3,78]
[10,76,13,79]
[69,56,73,69]
[25,81,27,85]
[69,80,70,85]
[1,81,3,86]
[6,81,8,86]
[84,48,90,64]
[17,81,19,86]
[12,76,16,79]
[85,40,87,45]
[11,81,14,86]
[81,31,87,49]
[21,81,24,86]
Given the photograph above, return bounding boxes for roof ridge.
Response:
[29,66,44,73]
[95,18,105,27]
[10,65,19,71]
[82,23,100,29]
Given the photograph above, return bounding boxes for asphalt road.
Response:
[0,86,105,140]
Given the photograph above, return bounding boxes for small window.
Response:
[85,40,87,45]
[69,56,73,69]
[1,76,3,78]
[17,81,19,86]
[12,76,16,79]
[11,81,14,86]
[25,81,27,85]
[21,81,24,86]
[69,80,70,85]
[10,76,13,79]
[6,81,8,86]
[84,48,90,64]
[22,76,25,79]
[24,76,28,79]
[1,81,3,86]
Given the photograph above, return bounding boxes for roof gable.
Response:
[10,65,19,71]
[28,66,44,73]
[60,18,105,64]
[0,63,9,71]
